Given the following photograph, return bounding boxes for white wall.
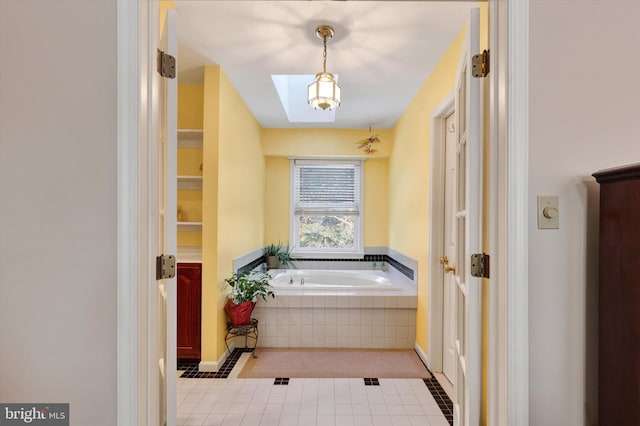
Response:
[529,1,640,425]
[0,1,117,425]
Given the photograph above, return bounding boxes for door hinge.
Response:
[157,49,176,79]
[470,253,490,278]
[472,49,490,78]
[156,254,176,280]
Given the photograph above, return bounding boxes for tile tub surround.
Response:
[252,293,417,349]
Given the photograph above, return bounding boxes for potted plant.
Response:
[263,241,292,270]
[224,270,274,326]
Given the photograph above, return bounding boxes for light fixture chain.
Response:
[322,37,327,73]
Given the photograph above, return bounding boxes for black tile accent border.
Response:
[423,377,454,425]
[177,348,252,379]
[384,256,415,281]
[412,349,453,425]
[363,254,386,263]
[273,377,290,385]
[235,249,417,282]
[238,256,266,274]
[363,378,380,386]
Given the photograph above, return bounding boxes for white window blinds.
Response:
[293,159,361,215]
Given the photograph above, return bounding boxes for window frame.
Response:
[289,158,364,259]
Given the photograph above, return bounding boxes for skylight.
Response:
[272,74,338,123]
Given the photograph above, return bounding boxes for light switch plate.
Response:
[538,195,559,229]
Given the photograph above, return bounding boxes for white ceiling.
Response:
[174,1,476,129]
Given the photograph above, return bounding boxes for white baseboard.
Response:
[199,343,234,372]
[414,342,432,371]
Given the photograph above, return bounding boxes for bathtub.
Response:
[251,268,417,349]
[269,269,398,291]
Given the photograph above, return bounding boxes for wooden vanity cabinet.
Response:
[593,163,640,426]
[177,262,202,361]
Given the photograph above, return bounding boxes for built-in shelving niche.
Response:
[177,128,203,251]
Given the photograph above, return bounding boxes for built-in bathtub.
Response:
[250,268,417,349]
[269,269,400,291]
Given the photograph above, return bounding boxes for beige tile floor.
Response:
[176,354,451,426]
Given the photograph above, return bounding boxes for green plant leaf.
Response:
[225,270,274,304]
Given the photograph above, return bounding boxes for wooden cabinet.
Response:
[177,263,202,361]
[593,164,640,426]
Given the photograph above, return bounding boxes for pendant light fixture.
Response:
[307,25,341,110]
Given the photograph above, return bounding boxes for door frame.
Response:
[158,8,178,426]
[487,1,530,425]
[116,1,530,425]
[116,0,160,424]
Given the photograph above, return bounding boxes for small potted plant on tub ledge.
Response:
[224,270,274,327]
[263,241,292,270]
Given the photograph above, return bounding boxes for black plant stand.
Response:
[225,318,259,358]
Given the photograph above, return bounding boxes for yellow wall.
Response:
[177,190,202,222]
[389,28,466,352]
[264,157,290,243]
[178,84,204,129]
[262,128,391,247]
[200,66,266,361]
[363,159,389,246]
[159,0,175,35]
[201,67,221,363]
[177,147,202,176]
[262,128,393,158]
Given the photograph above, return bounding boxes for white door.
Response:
[151,8,178,426]
[442,112,458,384]
[451,8,482,426]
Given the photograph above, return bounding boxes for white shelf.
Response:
[177,222,202,231]
[178,129,203,148]
[177,175,203,190]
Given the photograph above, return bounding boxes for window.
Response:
[290,159,364,258]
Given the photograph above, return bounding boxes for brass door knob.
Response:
[439,255,456,274]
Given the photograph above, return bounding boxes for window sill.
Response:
[291,251,365,260]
